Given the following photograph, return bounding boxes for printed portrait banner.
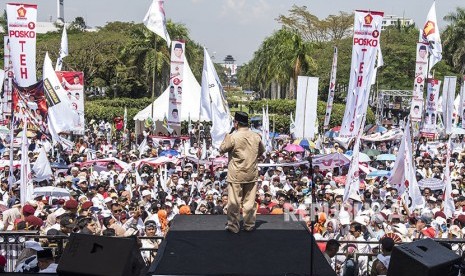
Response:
[167,40,185,135]
[55,71,85,134]
[2,36,13,118]
[12,80,47,132]
[323,47,338,129]
[6,3,37,87]
[340,10,384,138]
[460,76,465,128]
[421,79,441,136]
[442,76,457,135]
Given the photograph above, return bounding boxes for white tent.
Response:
[134,60,211,134]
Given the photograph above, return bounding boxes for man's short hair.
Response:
[326,239,341,251]
[350,222,362,232]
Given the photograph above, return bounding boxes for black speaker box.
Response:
[57,233,146,276]
[388,238,461,276]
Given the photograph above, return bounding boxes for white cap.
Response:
[104,197,113,203]
[452,189,459,195]
[25,241,44,251]
[165,201,173,207]
[54,208,67,217]
[141,190,151,197]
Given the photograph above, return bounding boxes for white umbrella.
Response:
[33,186,70,197]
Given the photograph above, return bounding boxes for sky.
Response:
[1,0,464,65]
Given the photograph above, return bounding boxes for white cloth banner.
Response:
[421,79,441,136]
[410,43,429,122]
[420,2,442,73]
[7,3,37,87]
[168,41,185,135]
[55,27,68,71]
[312,153,350,170]
[340,10,384,138]
[144,0,171,47]
[442,76,456,135]
[460,76,465,128]
[361,128,403,142]
[443,138,455,218]
[294,76,319,140]
[32,147,52,182]
[323,47,338,129]
[200,47,231,148]
[43,53,77,134]
[19,123,33,205]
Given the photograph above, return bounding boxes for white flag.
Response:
[200,47,231,148]
[290,112,296,135]
[20,124,33,205]
[442,76,457,135]
[404,124,425,212]
[55,27,68,71]
[343,117,365,202]
[32,147,52,182]
[124,106,128,131]
[443,137,455,218]
[420,2,442,72]
[138,137,147,158]
[262,105,271,152]
[143,0,171,47]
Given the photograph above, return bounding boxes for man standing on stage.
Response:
[220,111,265,233]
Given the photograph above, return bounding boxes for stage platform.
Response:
[148,215,336,276]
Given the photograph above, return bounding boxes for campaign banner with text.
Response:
[323,47,338,129]
[421,79,440,137]
[2,37,13,119]
[340,10,384,138]
[6,3,37,87]
[167,41,185,135]
[56,71,85,134]
[409,42,429,122]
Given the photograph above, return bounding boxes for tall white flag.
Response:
[143,0,171,47]
[55,27,68,71]
[32,147,52,182]
[200,47,231,148]
[295,76,319,140]
[323,47,338,129]
[420,2,442,72]
[460,76,465,128]
[442,76,456,135]
[20,124,33,205]
[43,52,77,149]
[443,137,455,218]
[343,118,365,203]
[262,105,271,152]
[404,124,425,212]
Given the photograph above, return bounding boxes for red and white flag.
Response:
[340,10,384,138]
[7,3,37,86]
[144,0,171,47]
[420,2,442,73]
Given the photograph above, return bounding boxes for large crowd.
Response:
[0,120,465,275]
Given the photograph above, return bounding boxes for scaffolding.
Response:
[375,90,414,125]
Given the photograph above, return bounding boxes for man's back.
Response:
[220,128,264,184]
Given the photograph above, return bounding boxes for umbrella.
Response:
[367,170,391,177]
[159,149,180,157]
[50,162,69,169]
[344,152,371,162]
[324,130,339,138]
[365,124,387,135]
[362,148,380,157]
[284,144,305,152]
[16,130,36,138]
[33,186,70,197]
[376,154,396,161]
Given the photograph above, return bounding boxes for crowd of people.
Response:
[0,119,465,274]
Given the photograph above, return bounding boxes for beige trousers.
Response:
[227,182,257,232]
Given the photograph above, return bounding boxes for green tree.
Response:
[443,7,465,74]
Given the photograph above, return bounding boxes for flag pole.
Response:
[151,36,157,121]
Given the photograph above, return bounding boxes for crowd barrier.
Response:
[0,232,164,272]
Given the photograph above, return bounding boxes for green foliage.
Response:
[245,99,374,131]
[443,7,465,74]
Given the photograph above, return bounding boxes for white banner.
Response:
[144,0,171,47]
[2,37,13,118]
[55,27,68,71]
[323,47,338,129]
[420,2,442,73]
[340,10,384,138]
[421,79,441,136]
[295,76,319,140]
[43,53,77,134]
[200,47,231,148]
[19,123,33,205]
[410,43,429,122]
[461,76,465,128]
[312,152,350,170]
[7,3,37,87]
[442,76,457,135]
[168,41,185,135]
